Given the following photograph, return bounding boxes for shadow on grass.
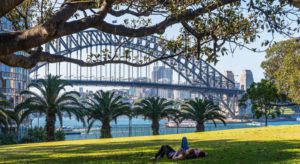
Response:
[0,139,299,164]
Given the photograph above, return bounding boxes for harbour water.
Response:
[31,117,300,141]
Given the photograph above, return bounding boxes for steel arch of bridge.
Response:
[30,30,244,117]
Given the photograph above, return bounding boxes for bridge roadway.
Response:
[32,79,244,95]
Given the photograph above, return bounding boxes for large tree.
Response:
[5,107,30,140]
[261,39,300,105]
[134,97,176,135]
[181,98,226,132]
[16,75,85,141]
[85,90,130,138]
[0,0,299,68]
[0,93,12,133]
[239,79,287,127]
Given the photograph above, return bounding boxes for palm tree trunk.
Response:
[101,121,112,138]
[46,112,56,141]
[265,114,268,127]
[196,121,205,132]
[151,120,159,135]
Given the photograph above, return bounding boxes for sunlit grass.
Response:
[0,125,300,163]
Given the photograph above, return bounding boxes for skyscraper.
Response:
[223,71,235,83]
[0,18,29,107]
[151,66,173,98]
[152,66,172,83]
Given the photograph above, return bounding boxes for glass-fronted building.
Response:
[0,18,30,106]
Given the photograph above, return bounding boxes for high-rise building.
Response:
[133,77,151,98]
[174,89,190,100]
[151,66,173,98]
[152,66,172,83]
[223,71,235,83]
[240,70,254,90]
[0,18,30,107]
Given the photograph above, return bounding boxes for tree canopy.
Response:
[261,39,300,105]
[239,79,287,126]
[85,90,131,138]
[181,98,226,132]
[16,75,84,141]
[0,0,299,68]
[134,97,176,135]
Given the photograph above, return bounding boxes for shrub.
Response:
[0,132,17,145]
[20,126,46,143]
[55,130,65,141]
[20,127,66,143]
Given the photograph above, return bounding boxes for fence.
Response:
[65,123,260,140]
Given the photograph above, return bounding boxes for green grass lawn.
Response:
[0,125,300,164]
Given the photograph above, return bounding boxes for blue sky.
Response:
[159,23,295,83]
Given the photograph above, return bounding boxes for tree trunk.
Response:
[45,112,56,141]
[100,121,112,138]
[151,120,159,135]
[265,114,268,127]
[15,125,19,141]
[176,123,179,134]
[196,121,205,132]
[129,117,132,137]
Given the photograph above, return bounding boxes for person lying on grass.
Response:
[151,145,207,160]
[150,137,207,160]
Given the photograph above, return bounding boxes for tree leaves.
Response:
[261,39,300,105]
[238,79,288,125]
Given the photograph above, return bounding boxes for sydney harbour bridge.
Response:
[30,30,244,118]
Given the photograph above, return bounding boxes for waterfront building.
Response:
[114,89,129,97]
[0,18,30,107]
[0,18,30,135]
[151,66,173,99]
[173,82,191,100]
[133,77,151,98]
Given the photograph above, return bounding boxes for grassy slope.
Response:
[0,125,300,164]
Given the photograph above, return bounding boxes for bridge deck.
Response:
[32,79,244,95]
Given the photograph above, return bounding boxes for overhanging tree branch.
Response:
[0,0,236,56]
[0,48,184,69]
[0,0,25,17]
[0,0,298,69]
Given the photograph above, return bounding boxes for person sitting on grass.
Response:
[151,137,207,160]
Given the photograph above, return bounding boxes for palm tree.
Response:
[5,108,30,140]
[0,93,12,133]
[134,97,176,135]
[85,90,130,138]
[181,98,226,132]
[16,75,85,141]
